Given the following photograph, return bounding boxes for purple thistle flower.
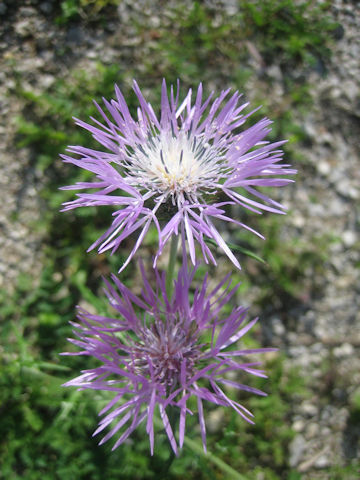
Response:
[61,80,296,271]
[63,264,275,454]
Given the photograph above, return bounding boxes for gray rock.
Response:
[289,434,306,467]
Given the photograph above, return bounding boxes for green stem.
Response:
[183,436,248,480]
[153,416,247,480]
[165,234,179,298]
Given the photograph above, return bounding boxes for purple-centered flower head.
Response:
[63,264,275,454]
[61,80,296,271]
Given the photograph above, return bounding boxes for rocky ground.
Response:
[283,1,360,475]
[286,16,359,479]
[1,0,359,478]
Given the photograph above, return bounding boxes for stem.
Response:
[153,416,248,480]
[183,436,248,480]
[165,234,179,298]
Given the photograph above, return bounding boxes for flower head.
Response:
[61,80,295,270]
[63,264,274,454]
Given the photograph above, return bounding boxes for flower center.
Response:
[125,131,227,199]
[130,320,201,389]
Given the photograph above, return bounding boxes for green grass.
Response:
[56,0,120,24]
[146,0,337,84]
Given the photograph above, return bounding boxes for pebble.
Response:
[293,419,305,433]
[300,402,318,418]
[333,343,354,358]
[292,213,305,228]
[317,160,331,176]
[289,434,306,467]
[39,74,55,89]
[341,230,357,247]
[305,422,319,439]
[271,317,285,336]
[314,453,330,468]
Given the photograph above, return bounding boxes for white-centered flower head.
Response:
[61,80,296,270]
[125,130,228,204]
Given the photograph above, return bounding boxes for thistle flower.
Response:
[63,265,275,454]
[61,80,296,271]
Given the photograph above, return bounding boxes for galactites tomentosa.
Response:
[61,80,296,271]
[63,263,275,454]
